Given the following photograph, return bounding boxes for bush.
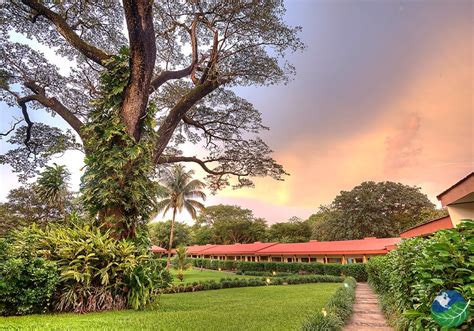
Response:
[161,274,343,294]
[8,220,171,313]
[190,259,367,281]
[301,277,356,331]
[367,220,474,329]
[0,257,59,316]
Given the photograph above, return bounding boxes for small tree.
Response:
[172,246,192,282]
[34,163,70,215]
[155,165,206,269]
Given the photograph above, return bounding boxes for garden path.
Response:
[344,283,393,331]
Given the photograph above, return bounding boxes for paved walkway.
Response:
[344,283,393,331]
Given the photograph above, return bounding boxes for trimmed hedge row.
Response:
[235,270,294,277]
[191,258,368,282]
[301,277,357,331]
[161,274,343,294]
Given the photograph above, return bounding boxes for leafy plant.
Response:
[0,257,59,316]
[8,220,170,313]
[172,246,193,281]
[301,277,356,331]
[367,220,473,329]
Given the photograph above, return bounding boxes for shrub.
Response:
[8,220,171,313]
[161,274,343,294]
[301,277,356,331]
[367,220,474,329]
[191,259,368,281]
[0,257,59,316]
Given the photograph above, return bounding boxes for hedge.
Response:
[367,220,473,330]
[301,277,357,330]
[191,258,367,282]
[161,274,343,294]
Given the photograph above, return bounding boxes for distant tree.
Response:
[310,181,437,240]
[172,246,192,282]
[196,205,267,244]
[190,224,214,245]
[155,165,206,269]
[0,184,80,236]
[267,216,311,242]
[148,220,192,249]
[35,163,70,214]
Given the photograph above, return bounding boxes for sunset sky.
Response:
[0,0,472,224]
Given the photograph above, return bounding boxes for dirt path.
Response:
[344,283,393,331]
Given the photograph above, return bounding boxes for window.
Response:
[327,258,342,264]
[272,257,282,262]
[301,257,309,263]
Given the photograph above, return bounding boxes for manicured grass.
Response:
[170,268,251,284]
[0,283,339,330]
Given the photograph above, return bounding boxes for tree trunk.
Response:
[166,208,177,270]
[121,0,156,141]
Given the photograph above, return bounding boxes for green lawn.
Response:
[170,268,252,284]
[0,283,339,331]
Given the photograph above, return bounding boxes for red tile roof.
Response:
[150,245,167,253]
[185,244,217,254]
[254,237,402,256]
[196,242,279,255]
[400,215,453,238]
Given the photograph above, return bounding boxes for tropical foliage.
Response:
[3,218,171,314]
[367,220,473,330]
[172,246,192,281]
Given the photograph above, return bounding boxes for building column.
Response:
[363,255,368,263]
[342,255,346,265]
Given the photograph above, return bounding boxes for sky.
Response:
[0,0,472,224]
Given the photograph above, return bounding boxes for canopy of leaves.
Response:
[0,0,303,190]
[310,181,438,240]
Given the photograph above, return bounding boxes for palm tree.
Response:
[155,165,206,269]
[35,163,70,215]
[172,246,193,281]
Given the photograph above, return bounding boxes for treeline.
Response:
[149,181,447,248]
[1,171,446,244]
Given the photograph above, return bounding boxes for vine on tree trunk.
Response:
[80,47,157,238]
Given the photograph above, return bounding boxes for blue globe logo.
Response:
[431,290,469,328]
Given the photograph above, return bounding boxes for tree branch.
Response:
[157,155,237,176]
[149,16,199,92]
[21,0,111,65]
[153,80,219,162]
[0,119,23,137]
[23,81,85,139]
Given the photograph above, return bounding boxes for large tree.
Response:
[0,1,303,238]
[196,204,267,244]
[310,181,439,240]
